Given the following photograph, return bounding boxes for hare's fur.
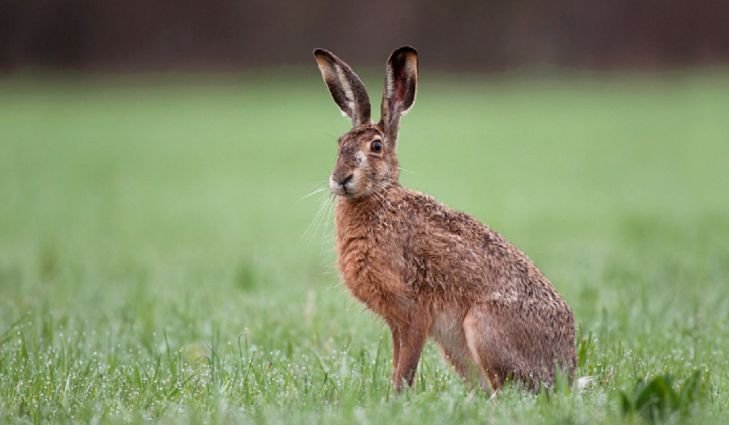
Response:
[314,47,576,393]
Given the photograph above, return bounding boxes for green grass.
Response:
[1,72,728,424]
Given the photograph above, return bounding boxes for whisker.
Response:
[308,193,337,245]
[303,194,331,243]
[398,166,423,177]
[299,186,328,201]
[322,194,337,240]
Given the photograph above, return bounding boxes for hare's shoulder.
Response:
[397,188,498,239]
[395,188,464,220]
[397,188,537,277]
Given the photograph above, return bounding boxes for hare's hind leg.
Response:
[438,340,481,384]
[430,311,482,386]
[463,306,526,393]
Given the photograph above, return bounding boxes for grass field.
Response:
[1,72,729,424]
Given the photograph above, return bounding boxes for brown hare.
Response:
[313,46,576,393]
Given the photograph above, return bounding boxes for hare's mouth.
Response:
[332,186,360,198]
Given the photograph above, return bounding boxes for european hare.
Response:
[313,46,576,393]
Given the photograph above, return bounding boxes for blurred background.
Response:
[2,0,729,72]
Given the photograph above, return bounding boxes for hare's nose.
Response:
[339,174,353,187]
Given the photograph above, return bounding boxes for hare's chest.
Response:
[336,234,408,316]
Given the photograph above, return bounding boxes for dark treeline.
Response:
[1,0,728,72]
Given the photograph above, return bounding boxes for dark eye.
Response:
[370,139,383,153]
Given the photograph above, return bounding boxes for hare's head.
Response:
[314,47,418,198]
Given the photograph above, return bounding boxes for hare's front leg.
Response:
[386,320,401,385]
[392,312,431,391]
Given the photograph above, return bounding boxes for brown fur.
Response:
[314,46,576,393]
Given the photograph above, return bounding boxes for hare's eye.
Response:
[370,140,383,153]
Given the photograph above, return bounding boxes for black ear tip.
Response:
[388,46,418,65]
[313,48,332,59]
[394,46,418,56]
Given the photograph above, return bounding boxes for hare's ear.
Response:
[380,46,418,144]
[313,48,371,127]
